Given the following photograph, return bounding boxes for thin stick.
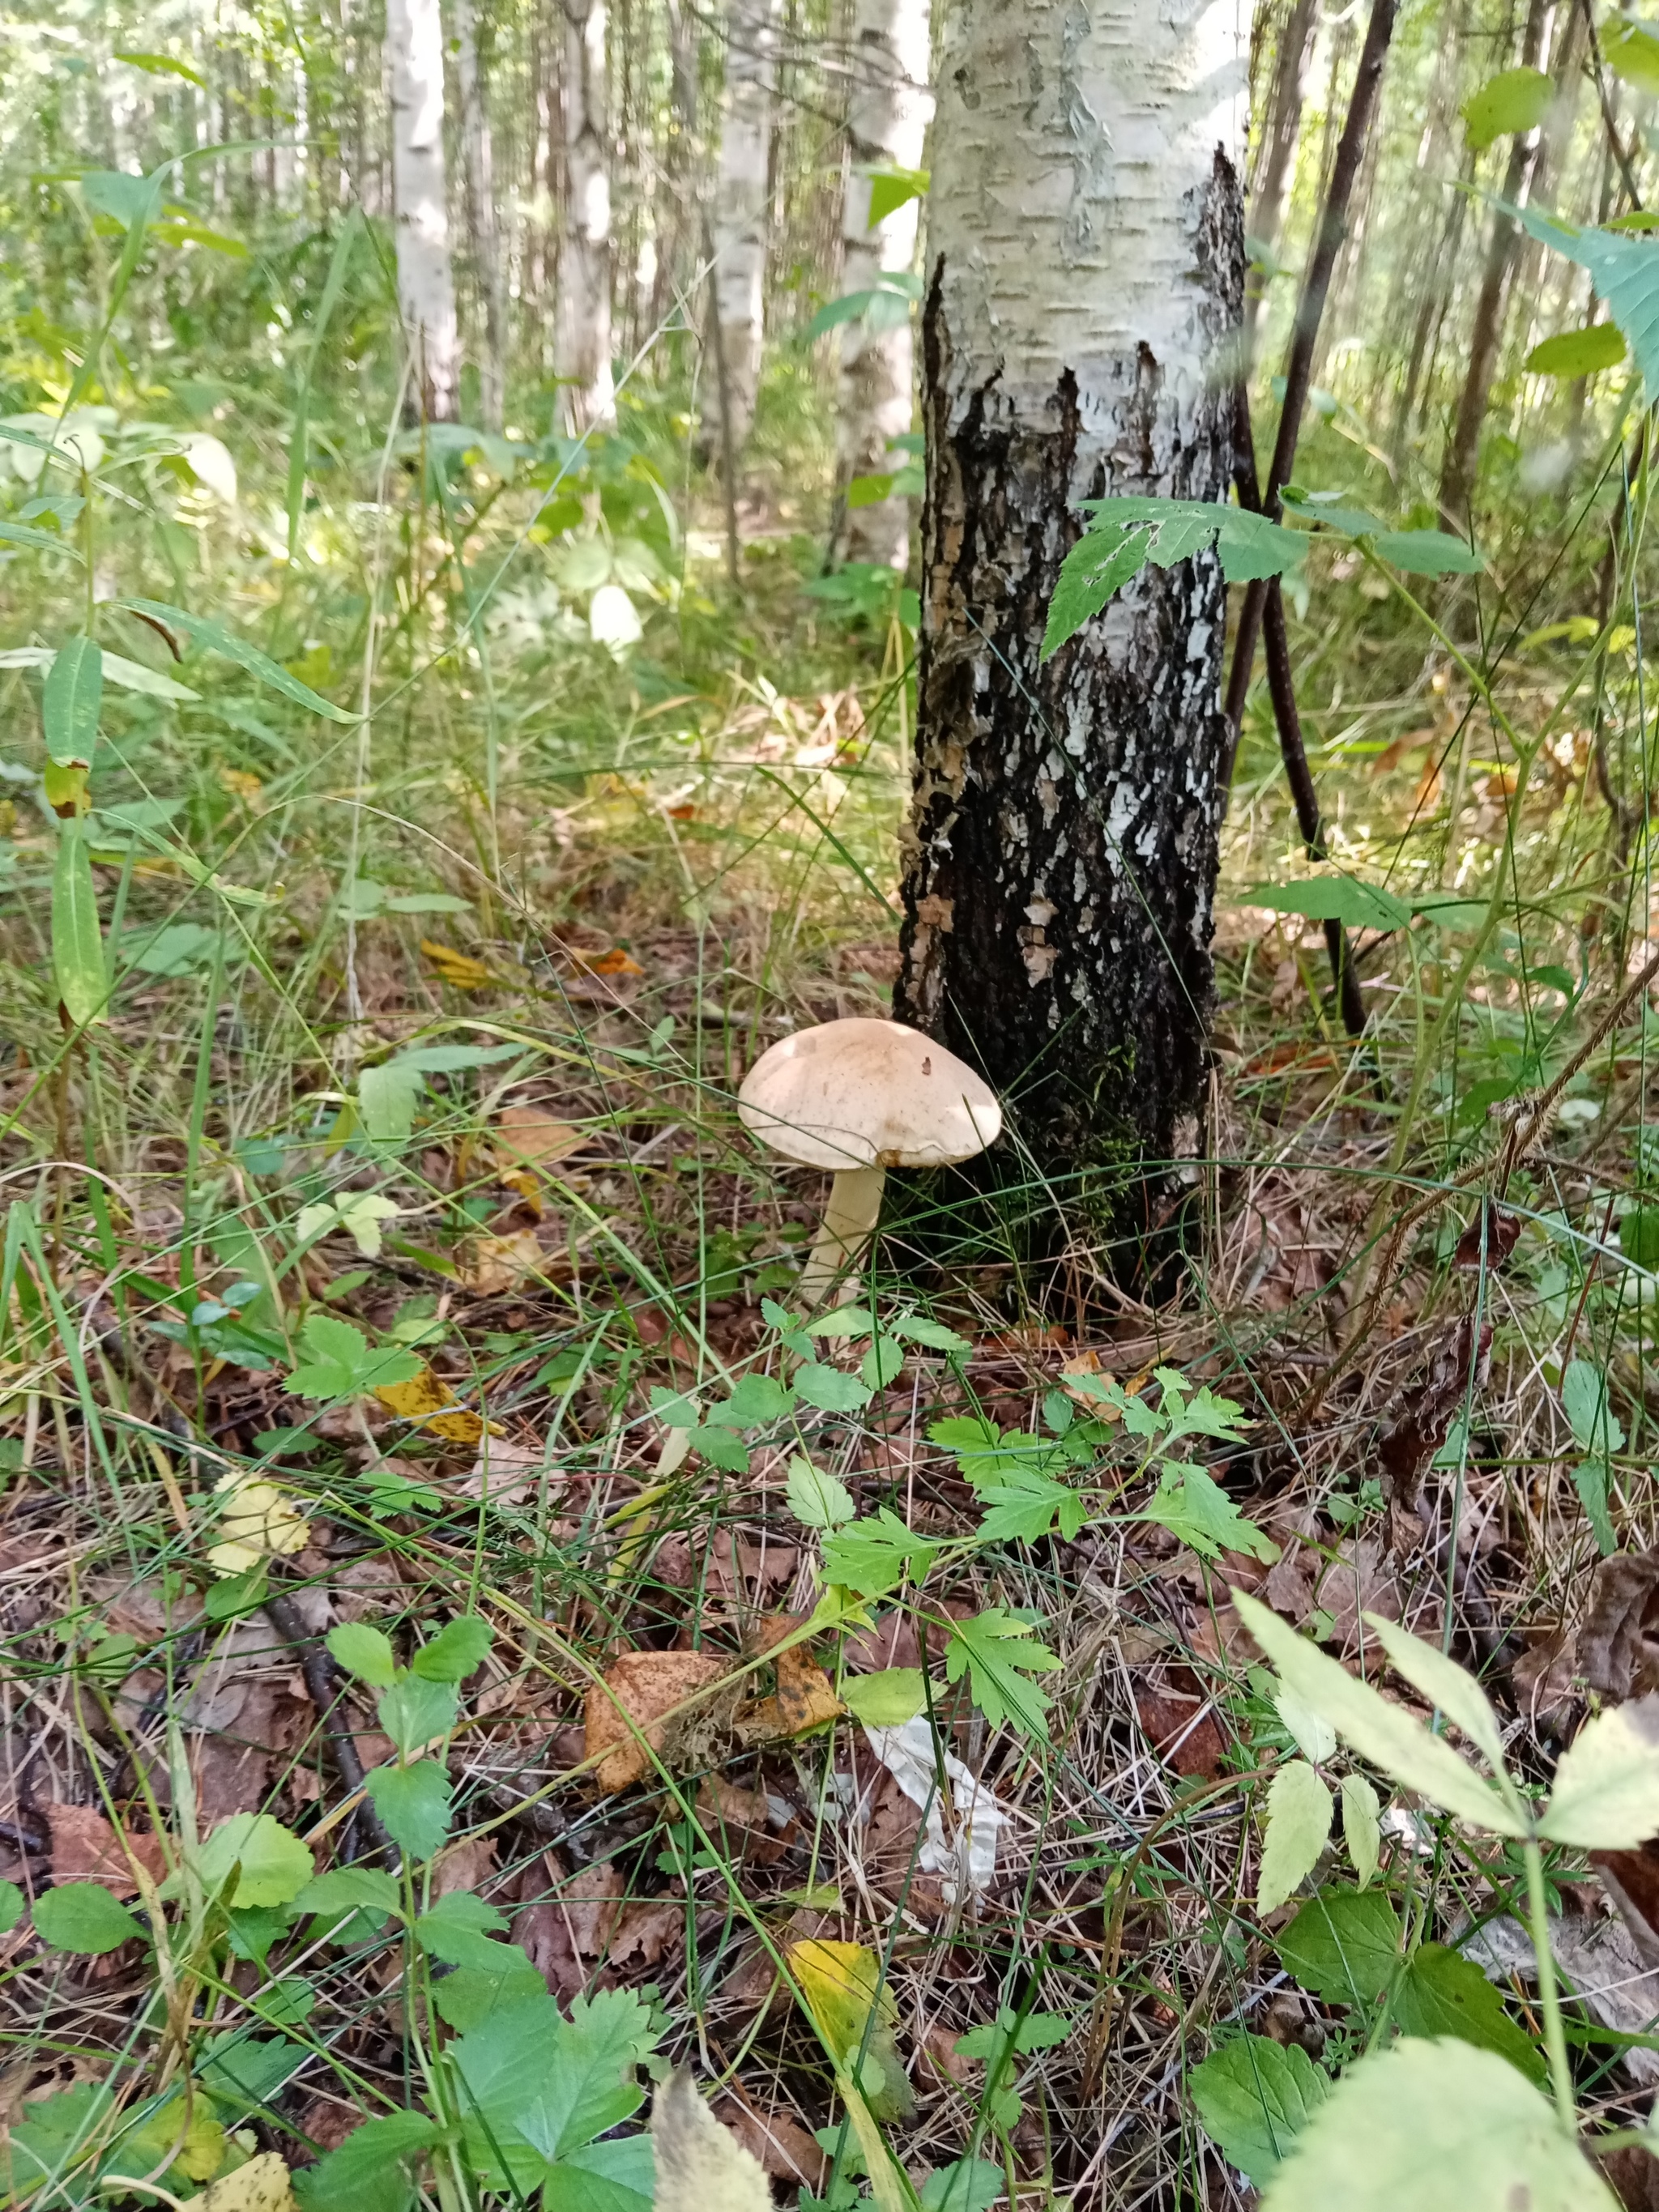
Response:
[1224,0,1400,761]
[264,1589,394,1860]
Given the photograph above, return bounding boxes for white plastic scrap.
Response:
[862,1716,1008,1907]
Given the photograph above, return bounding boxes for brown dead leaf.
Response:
[1375,1318,1490,1536]
[1599,2148,1659,2212]
[1512,1626,1580,1731]
[738,1645,842,1743]
[1134,1674,1227,1779]
[1317,1538,1404,1655]
[1580,1550,1659,1703]
[458,1228,546,1294]
[1452,1199,1525,1270]
[90,1578,205,1643]
[1059,1349,1116,1409]
[608,1899,684,1970]
[710,2095,825,2191]
[584,1649,731,1793]
[495,1104,589,1171]
[1595,1840,1659,1973]
[45,1804,167,1896]
[422,939,492,989]
[432,1836,497,1898]
[462,1438,544,1503]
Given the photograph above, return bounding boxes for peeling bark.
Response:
[896,0,1247,1247]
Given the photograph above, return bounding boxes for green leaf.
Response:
[1371,529,1484,576]
[839,1668,927,1725]
[189,1812,314,1907]
[787,1455,856,1529]
[358,1060,426,1142]
[433,1954,550,2030]
[972,1463,1088,1545]
[114,49,209,87]
[291,1865,400,1928]
[1256,2035,1614,2212]
[1230,1591,1529,1835]
[795,1359,874,1413]
[0,516,83,556]
[1361,1613,1512,1779]
[1393,1943,1546,2083]
[377,1675,458,1757]
[1525,324,1627,377]
[865,165,928,227]
[284,1313,422,1403]
[919,2159,1002,2212]
[413,1889,514,1968]
[1520,207,1659,394]
[1258,1760,1334,1913]
[365,1761,453,1860]
[1191,2035,1331,2187]
[1042,526,1154,657]
[0,1879,22,1933]
[51,818,106,1029]
[1540,1694,1659,1847]
[412,1614,493,1682]
[326,1622,399,1687]
[115,598,359,721]
[1245,877,1412,931]
[33,1882,144,1954]
[713,1370,795,1428]
[291,2109,443,2212]
[944,1607,1062,1741]
[1562,1360,1624,1455]
[1572,1455,1616,1557]
[1341,1773,1381,1888]
[448,1988,657,2201]
[822,1508,940,1597]
[1136,1464,1278,1563]
[860,1335,905,1391]
[1276,1887,1403,2010]
[889,1314,972,1356]
[1604,15,1659,95]
[689,1421,750,1472]
[42,636,101,767]
[805,1306,876,1338]
[1462,66,1553,151]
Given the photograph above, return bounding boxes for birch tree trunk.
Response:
[1244,0,1318,362]
[555,0,615,433]
[450,0,507,431]
[388,0,461,421]
[701,0,783,455]
[896,0,1247,1234]
[833,0,933,569]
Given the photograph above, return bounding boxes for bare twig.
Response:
[263,1589,394,1861]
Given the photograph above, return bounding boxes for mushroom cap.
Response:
[738,1017,1002,1171]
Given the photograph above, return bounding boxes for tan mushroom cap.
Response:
[738,1016,1002,1171]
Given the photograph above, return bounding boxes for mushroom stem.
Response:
[797,1165,886,1307]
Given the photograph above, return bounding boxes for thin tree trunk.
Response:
[832,0,933,569]
[1245,0,1319,363]
[1437,0,1553,526]
[555,0,615,431]
[701,0,783,456]
[451,0,508,430]
[896,0,1247,1230]
[388,0,462,421]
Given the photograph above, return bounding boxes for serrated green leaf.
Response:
[689,1421,750,1472]
[33,1882,144,1954]
[1257,2036,1614,2212]
[413,1889,513,1968]
[1463,66,1553,151]
[1137,1465,1278,1563]
[412,1614,493,1682]
[795,1358,873,1413]
[787,1454,855,1529]
[839,1668,927,1724]
[291,2108,441,2212]
[822,1509,940,1597]
[1341,1773,1381,1888]
[377,1675,458,1757]
[284,1313,422,1403]
[1371,528,1484,576]
[365,1761,453,1860]
[116,597,359,721]
[944,1607,1061,1741]
[1562,1360,1624,1454]
[1393,1943,1546,2083]
[291,1865,399,1926]
[1276,1886,1402,2010]
[1258,1760,1334,1913]
[188,1812,314,1907]
[860,1335,905,1391]
[713,1370,795,1428]
[1231,1591,1529,1835]
[1360,1613,1512,1780]
[42,636,100,766]
[1191,2035,1331,2186]
[1540,1694,1659,1847]
[326,1622,398,1687]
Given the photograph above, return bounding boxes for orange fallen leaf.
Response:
[421,938,492,989]
[219,766,264,807]
[568,945,642,977]
[458,1228,546,1294]
[737,1615,844,1742]
[583,1649,731,1793]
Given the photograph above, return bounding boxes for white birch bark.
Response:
[387,0,462,422]
[834,0,933,569]
[897,0,1248,1196]
[450,0,507,431]
[555,0,615,433]
[702,0,783,454]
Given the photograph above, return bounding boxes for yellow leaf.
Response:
[420,938,492,989]
[787,1940,912,2120]
[373,1363,457,1421]
[650,2071,771,2212]
[457,1228,545,1294]
[179,2152,300,2212]
[208,1474,309,1576]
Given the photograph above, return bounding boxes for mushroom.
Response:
[738,1016,1002,1306]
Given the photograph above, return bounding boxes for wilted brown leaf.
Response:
[608,1899,684,1970]
[568,945,642,977]
[1134,1673,1227,1779]
[737,1645,842,1743]
[1580,1550,1659,1704]
[583,1649,731,1793]
[1452,1200,1525,1270]
[710,2095,825,2191]
[458,1228,546,1294]
[1376,1319,1490,1535]
[494,1104,589,1172]
[45,1803,167,1896]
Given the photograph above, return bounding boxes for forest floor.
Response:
[2,433,1658,2212]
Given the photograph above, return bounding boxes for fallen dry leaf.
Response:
[608,1898,684,1970]
[1060,1348,1116,1409]
[710,2094,826,2191]
[584,1649,731,1793]
[1580,1550,1659,1703]
[1375,1319,1490,1536]
[495,1103,589,1170]
[737,1644,842,1742]
[372,1362,489,1445]
[45,1803,167,1896]
[1134,1676,1228,1779]
[207,1473,309,1576]
[458,1228,546,1294]
[421,938,492,988]
[462,1437,544,1502]
[180,2154,299,2212]
[568,945,642,977]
